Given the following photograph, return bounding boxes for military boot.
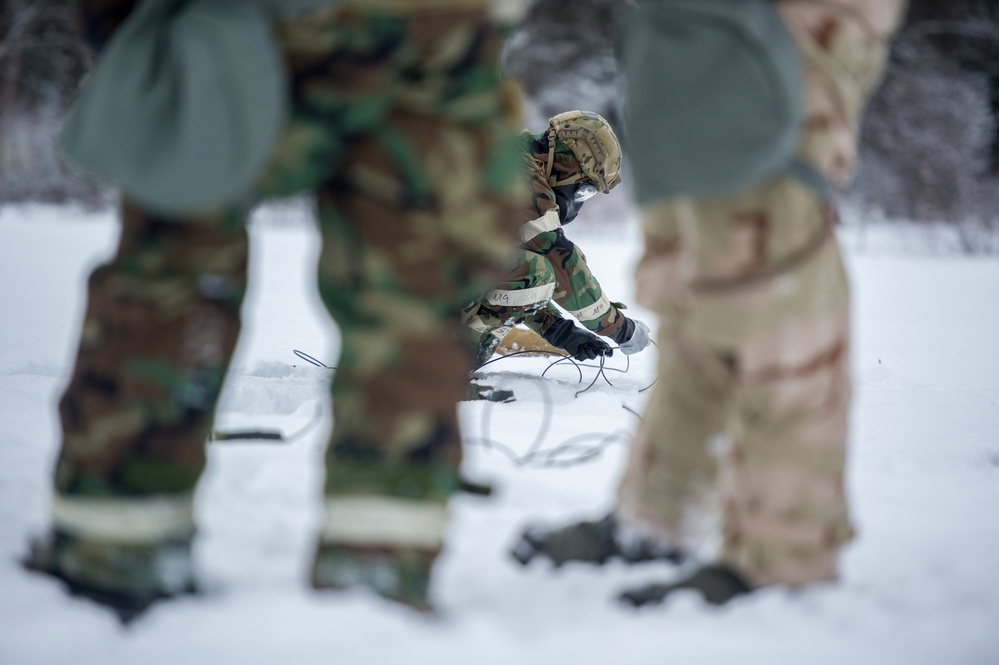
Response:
[463,382,515,403]
[312,492,451,612]
[312,543,439,612]
[24,530,197,623]
[619,564,752,608]
[510,513,685,567]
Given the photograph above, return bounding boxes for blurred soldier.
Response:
[513,0,909,606]
[25,0,527,619]
[464,111,652,365]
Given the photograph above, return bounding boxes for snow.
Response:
[1,202,997,665]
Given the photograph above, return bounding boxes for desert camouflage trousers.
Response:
[614,0,906,590]
[618,179,854,587]
[52,6,523,549]
[466,232,624,360]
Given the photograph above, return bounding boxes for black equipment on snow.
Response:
[511,513,685,567]
[619,564,751,607]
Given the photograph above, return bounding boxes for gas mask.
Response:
[554,181,598,225]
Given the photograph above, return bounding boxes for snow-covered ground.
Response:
[1,202,997,665]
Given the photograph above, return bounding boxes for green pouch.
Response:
[617,0,820,204]
[58,0,341,217]
[58,0,284,215]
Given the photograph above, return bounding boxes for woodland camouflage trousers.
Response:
[52,5,523,553]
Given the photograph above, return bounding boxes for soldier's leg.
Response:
[303,7,522,607]
[466,250,557,363]
[509,213,724,568]
[618,205,732,549]
[492,303,566,358]
[721,232,853,587]
[30,200,249,611]
[613,0,901,607]
[616,327,732,549]
[509,321,729,570]
[541,235,626,338]
[313,154,516,604]
[708,0,903,587]
[621,180,853,601]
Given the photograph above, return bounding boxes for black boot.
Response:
[510,514,684,567]
[464,382,515,402]
[312,543,439,613]
[619,564,751,608]
[23,530,197,624]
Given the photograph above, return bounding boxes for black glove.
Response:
[541,317,612,361]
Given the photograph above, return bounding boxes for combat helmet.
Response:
[544,110,623,193]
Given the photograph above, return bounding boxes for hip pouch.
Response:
[59,0,342,217]
[616,0,824,204]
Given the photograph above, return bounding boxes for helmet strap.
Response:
[544,125,557,185]
[549,174,586,189]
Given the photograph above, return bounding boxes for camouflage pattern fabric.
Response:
[546,111,623,192]
[55,202,248,498]
[466,138,626,360]
[617,0,908,588]
[49,2,524,596]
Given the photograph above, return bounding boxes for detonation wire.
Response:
[469,374,556,467]
[212,343,657,466]
[293,349,332,369]
[467,380,634,468]
[483,345,656,396]
[210,348,334,444]
[466,346,656,467]
[638,339,660,393]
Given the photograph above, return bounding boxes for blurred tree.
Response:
[503,0,999,244]
[0,0,97,203]
[852,0,999,240]
[502,0,621,132]
[1,0,997,240]
[900,0,999,172]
